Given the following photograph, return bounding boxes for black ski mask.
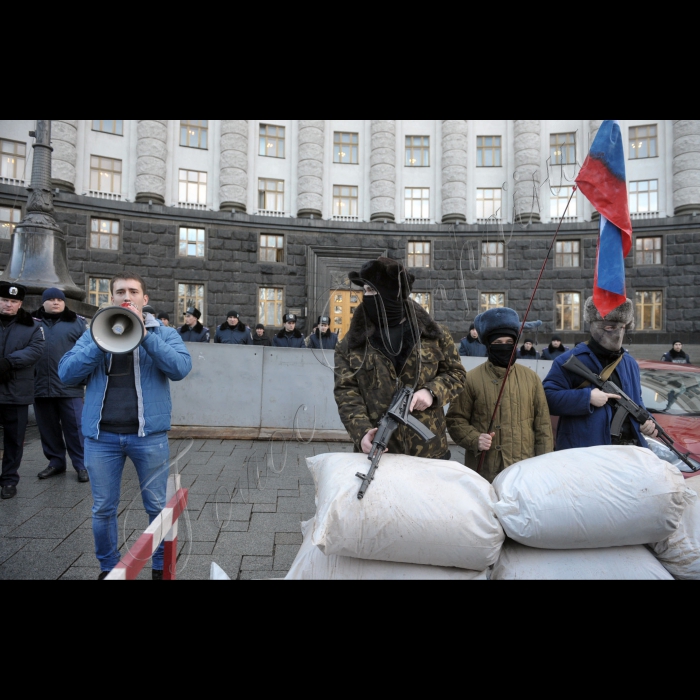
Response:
[362,293,405,328]
[488,343,516,368]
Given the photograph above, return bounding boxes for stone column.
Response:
[589,120,603,142]
[51,120,78,192]
[296,120,325,218]
[370,120,396,222]
[513,120,542,223]
[673,120,700,216]
[135,120,168,205]
[219,120,249,213]
[441,120,468,223]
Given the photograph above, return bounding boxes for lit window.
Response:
[1,139,27,180]
[405,136,430,167]
[260,234,285,263]
[482,241,505,268]
[90,156,122,193]
[480,293,506,312]
[410,292,431,313]
[555,240,580,268]
[179,169,208,205]
[0,206,21,239]
[92,120,123,136]
[88,277,111,308]
[178,283,205,325]
[259,124,285,158]
[90,219,120,251]
[179,227,205,258]
[477,136,502,167]
[180,120,208,150]
[476,188,502,220]
[407,241,431,269]
[556,292,581,331]
[550,133,576,166]
[333,185,358,217]
[635,291,663,330]
[629,125,658,160]
[629,180,659,214]
[551,186,577,219]
[258,179,285,212]
[635,237,662,266]
[259,287,284,326]
[334,132,359,164]
[405,188,430,220]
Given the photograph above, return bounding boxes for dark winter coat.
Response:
[459,336,488,358]
[517,347,540,360]
[33,307,89,399]
[0,308,45,405]
[661,351,691,365]
[178,322,210,343]
[541,344,569,361]
[273,329,306,348]
[215,322,252,345]
[543,343,648,451]
[308,330,339,350]
[252,334,272,347]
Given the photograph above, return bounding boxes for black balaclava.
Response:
[363,292,405,329]
[487,330,517,368]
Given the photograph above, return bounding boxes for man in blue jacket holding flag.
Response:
[59,274,192,580]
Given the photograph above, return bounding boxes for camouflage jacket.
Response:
[334,302,467,459]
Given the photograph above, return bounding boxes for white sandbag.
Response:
[307,453,504,571]
[493,446,694,550]
[286,520,489,581]
[492,540,673,580]
[651,476,700,580]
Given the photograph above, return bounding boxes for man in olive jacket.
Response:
[446,307,553,483]
[334,258,466,459]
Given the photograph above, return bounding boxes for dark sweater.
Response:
[100,353,139,434]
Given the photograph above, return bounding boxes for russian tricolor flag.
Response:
[576,120,633,317]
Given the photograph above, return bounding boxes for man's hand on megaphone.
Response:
[120,302,143,322]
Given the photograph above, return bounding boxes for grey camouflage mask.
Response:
[590,321,626,352]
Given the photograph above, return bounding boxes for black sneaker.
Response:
[77,470,90,483]
[152,570,163,581]
[1,485,17,500]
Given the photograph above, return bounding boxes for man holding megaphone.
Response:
[59,274,192,580]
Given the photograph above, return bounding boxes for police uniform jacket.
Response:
[214,323,252,345]
[273,329,306,348]
[307,330,339,350]
[0,308,45,405]
[178,322,210,343]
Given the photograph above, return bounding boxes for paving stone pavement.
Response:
[0,431,469,581]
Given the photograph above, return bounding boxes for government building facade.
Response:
[0,119,698,344]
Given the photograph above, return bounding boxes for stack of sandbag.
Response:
[285,453,504,580]
[491,446,695,580]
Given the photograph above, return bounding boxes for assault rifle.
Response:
[356,386,436,499]
[562,355,699,472]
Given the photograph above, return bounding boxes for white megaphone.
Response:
[90,304,146,354]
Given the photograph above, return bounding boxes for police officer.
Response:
[215,311,252,345]
[252,324,272,347]
[178,307,210,343]
[0,283,44,500]
[33,288,90,483]
[273,314,305,348]
[307,316,339,350]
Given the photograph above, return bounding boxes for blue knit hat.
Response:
[42,287,66,303]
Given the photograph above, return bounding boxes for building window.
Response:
[405,136,430,167]
[90,156,122,193]
[407,241,431,269]
[550,133,576,166]
[551,186,577,219]
[92,120,123,136]
[259,124,285,158]
[260,234,285,263]
[178,283,205,324]
[258,178,285,212]
[635,236,662,266]
[405,188,430,220]
[179,227,205,258]
[476,136,502,167]
[629,180,659,214]
[410,292,431,313]
[629,124,658,160]
[88,277,111,308]
[0,206,21,239]
[555,240,581,268]
[556,292,581,331]
[1,139,27,180]
[480,293,506,312]
[90,219,120,251]
[259,287,284,327]
[482,241,505,268]
[333,185,359,217]
[334,132,359,164]
[178,169,208,205]
[180,120,208,150]
[635,291,663,330]
[476,188,502,220]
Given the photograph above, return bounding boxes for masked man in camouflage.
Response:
[334,257,467,459]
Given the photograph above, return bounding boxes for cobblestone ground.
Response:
[0,431,465,581]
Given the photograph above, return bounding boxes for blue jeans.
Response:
[84,432,170,572]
